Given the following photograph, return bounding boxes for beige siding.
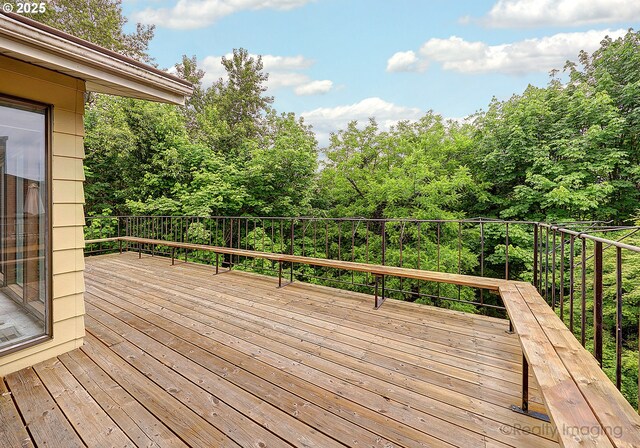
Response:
[0,54,86,376]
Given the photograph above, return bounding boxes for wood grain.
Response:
[0,379,33,448]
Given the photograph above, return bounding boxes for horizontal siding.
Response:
[52,249,85,276]
[0,54,86,376]
[53,272,85,299]
[53,203,85,228]
[52,156,85,181]
[52,132,84,159]
[53,180,85,204]
[0,66,79,111]
[53,292,85,322]
[52,226,85,251]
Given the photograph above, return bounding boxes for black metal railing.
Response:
[533,222,640,410]
[85,216,547,312]
[84,215,640,410]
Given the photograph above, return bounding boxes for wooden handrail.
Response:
[85,237,122,245]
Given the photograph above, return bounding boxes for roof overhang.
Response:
[0,13,193,105]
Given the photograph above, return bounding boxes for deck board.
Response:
[0,376,33,448]
[1,252,560,447]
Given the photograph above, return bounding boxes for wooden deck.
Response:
[1,252,560,447]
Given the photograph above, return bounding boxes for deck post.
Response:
[216,253,219,274]
[290,221,294,284]
[378,221,386,310]
[119,239,122,254]
[374,274,386,309]
[551,228,556,309]
[506,320,514,334]
[374,274,379,308]
[521,354,529,412]
[171,247,175,266]
[616,247,623,390]
[511,354,550,422]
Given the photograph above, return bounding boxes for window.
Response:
[0,97,50,355]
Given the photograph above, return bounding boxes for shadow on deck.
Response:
[1,252,559,447]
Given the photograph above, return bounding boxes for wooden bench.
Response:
[84,237,121,244]
[111,236,507,308]
[89,236,640,447]
[501,282,640,448]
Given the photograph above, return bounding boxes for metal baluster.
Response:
[552,228,557,310]
[581,237,587,347]
[559,231,565,322]
[594,240,603,366]
[569,235,575,333]
[615,247,623,390]
[505,223,509,280]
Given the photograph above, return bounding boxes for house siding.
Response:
[0,54,86,376]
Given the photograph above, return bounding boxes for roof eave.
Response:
[0,13,193,105]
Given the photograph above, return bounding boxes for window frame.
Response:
[0,93,53,357]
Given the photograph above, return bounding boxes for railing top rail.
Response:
[86,215,623,226]
[88,215,542,224]
[86,215,640,250]
[541,223,640,253]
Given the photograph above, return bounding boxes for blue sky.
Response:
[121,0,639,145]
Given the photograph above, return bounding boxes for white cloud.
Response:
[200,53,333,96]
[261,54,314,70]
[477,0,640,28]
[294,80,333,95]
[301,97,423,146]
[386,50,424,72]
[389,29,626,75]
[133,0,313,29]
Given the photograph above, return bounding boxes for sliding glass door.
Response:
[0,97,50,355]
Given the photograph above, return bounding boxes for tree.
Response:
[243,112,318,216]
[28,0,154,62]
[84,95,194,214]
[318,114,485,220]
[471,29,640,223]
[205,49,274,158]
[174,55,207,140]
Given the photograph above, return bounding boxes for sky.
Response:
[121,0,640,145]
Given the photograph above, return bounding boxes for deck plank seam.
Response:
[85,260,544,404]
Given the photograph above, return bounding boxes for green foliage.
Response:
[84,95,196,214]
[473,30,640,223]
[84,49,317,218]
[319,114,487,220]
[244,112,318,216]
